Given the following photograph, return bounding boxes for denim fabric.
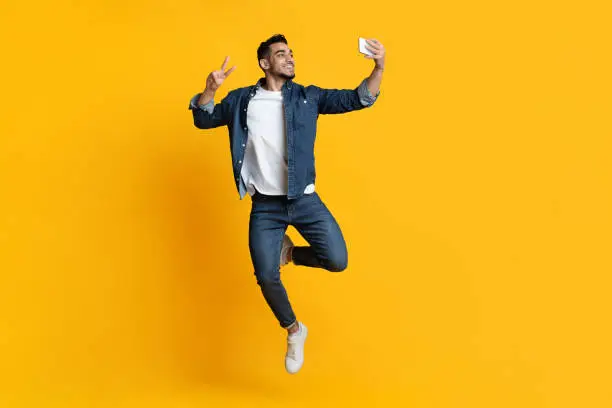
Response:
[249,191,348,327]
[189,78,379,199]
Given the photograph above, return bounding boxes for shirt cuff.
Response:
[357,79,380,107]
[189,93,214,113]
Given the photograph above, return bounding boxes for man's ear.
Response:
[259,58,269,70]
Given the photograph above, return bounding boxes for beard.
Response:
[272,65,295,80]
[279,71,295,80]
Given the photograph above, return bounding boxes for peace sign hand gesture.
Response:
[205,56,237,93]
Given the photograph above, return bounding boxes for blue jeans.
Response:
[249,191,348,328]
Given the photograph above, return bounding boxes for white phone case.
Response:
[359,37,374,56]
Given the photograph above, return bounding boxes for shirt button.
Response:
[304,100,307,103]
[242,144,246,147]
[238,160,242,164]
[243,127,247,131]
[244,108,247,111]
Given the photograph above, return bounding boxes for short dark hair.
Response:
[257,34,288,62]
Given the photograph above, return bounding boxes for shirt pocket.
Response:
[295,96,319,128]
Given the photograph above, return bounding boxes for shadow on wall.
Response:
[149,149,287,395]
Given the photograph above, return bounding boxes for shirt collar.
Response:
[254,77,293,92]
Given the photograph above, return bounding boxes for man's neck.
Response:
[262,75,288,92]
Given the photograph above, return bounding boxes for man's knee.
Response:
[324,252,348,272]
[254,269,281,287]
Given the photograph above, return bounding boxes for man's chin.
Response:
[280,72,296,80]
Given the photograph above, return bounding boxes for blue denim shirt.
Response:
[189,78,379,199]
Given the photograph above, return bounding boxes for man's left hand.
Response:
[364,39,385,70]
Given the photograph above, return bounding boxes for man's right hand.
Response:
[198,56,236,106]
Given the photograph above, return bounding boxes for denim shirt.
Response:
[188,77,379,199]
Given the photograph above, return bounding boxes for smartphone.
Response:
[359,37,374,56]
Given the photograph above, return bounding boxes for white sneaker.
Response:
[285,321,308,374]
[280,234,294,267]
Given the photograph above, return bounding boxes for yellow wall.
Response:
[1,1,611,407]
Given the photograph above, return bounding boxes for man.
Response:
[188,34,385,374]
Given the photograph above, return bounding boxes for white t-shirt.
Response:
[241,86,315,196]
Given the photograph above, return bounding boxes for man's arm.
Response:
[364,39,385,96]
[188,56,237,129]
[188,92,232,129]
[316,79,379,114]
[317,38,385,115]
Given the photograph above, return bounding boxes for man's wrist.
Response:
[202,88,216,98]
[198,88,216,105]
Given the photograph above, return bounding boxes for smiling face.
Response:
[260,42,295,80]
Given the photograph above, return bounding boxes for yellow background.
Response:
[1,1,611,407]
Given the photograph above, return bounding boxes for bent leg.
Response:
[290,192,348,272]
